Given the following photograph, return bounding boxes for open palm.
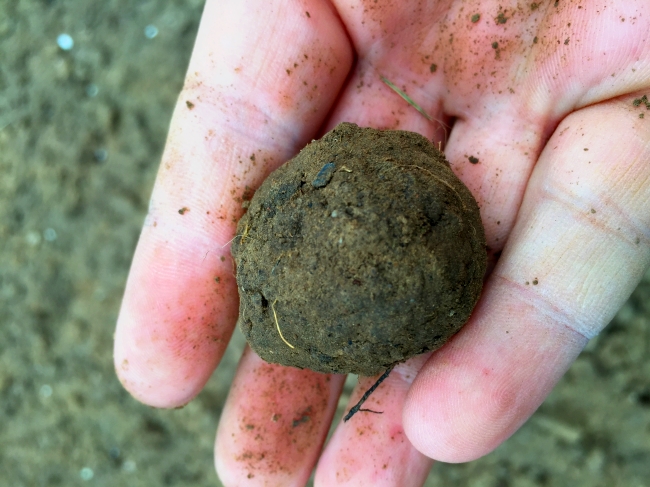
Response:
[114,1,650,485]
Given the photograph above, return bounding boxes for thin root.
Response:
[240,223,250,244]
[272,300,295,349]
[219,225,255,250]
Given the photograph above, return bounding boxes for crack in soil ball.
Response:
[232,122,486,377]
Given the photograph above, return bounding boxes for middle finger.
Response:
[314,355,434,487]
[215,347,345,486]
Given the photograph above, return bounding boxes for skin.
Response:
[113,0,650,485]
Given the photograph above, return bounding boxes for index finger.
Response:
[114,0,353,407]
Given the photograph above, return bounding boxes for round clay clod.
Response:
[232,122,486,376]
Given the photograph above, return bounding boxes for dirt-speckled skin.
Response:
[232,123,486,376]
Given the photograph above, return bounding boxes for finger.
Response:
[215,347,345,487]
[114,0,353,407]
[404,95,650,462]
[314,355,433,487]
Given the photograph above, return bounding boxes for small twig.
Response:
[272,300,295,349]
[344,366,395,422]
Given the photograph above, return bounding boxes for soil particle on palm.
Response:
[232,122,486,376]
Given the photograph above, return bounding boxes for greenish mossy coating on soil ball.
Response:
[232,122,486,376]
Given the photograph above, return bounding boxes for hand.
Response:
[113,1,650,485]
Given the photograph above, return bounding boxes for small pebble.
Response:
[44,228,57,242]
[26,231,41,246]
[79,467,94,480]
[57,33,74,50]
[312,162,336,188]
[144,25,158,39]
[39,384,53,398]
[94,149,108,162]
[86,84,99,97]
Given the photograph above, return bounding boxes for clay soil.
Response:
[1,2,648,486]
[234,123,485,376]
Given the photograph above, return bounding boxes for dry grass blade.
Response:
[381,76,448,145]
[381,76,433,121]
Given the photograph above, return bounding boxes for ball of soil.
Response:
[232,122,486,376]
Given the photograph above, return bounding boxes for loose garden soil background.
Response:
[1,1,648,486]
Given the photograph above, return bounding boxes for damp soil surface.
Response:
[232,123,486,376]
